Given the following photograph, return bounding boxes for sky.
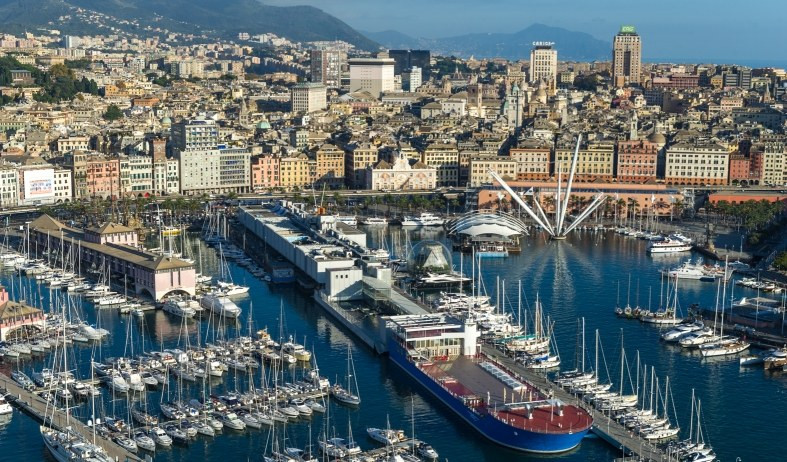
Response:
[265,0,787,63]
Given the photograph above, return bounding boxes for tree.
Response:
[103,104,123,121]
[774,251,787,271]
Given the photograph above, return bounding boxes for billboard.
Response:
[24,168,55,200]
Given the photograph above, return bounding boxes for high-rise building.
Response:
[171,118,219,151]
[401,66,422,91]
[529,42,557,87]
[349,57,395,98]
[388,50,431,75]
[612,25,642,86]
[290,83,327,113]
[310,49,344,87]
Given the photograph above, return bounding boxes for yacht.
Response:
[335,215,358,226]
[200,292,242,318]
[217,281,250,297]
[661,322,704,342]
[664,261,711,280]
[764,348,787,370]
[366,427,403,446]
[148,427,172,447]
[0,395,12,414]
[133,431,156,452]
[162,297,197,318]
[41,426,114,462]
[647,239,692,254]
[413,272,472,288]
[400,212,444,227]
[359,216,388,226]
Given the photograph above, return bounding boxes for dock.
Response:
[480,348,670,462]
[0,373,143,462]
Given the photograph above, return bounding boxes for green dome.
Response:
[256,121,271,130]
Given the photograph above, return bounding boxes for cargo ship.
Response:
[385,314,592,453]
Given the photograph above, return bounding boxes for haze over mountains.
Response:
[363,24,611,61]
[0,0,610,60]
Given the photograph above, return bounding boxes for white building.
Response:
[0,166,18,207]
[366,152,437,191]
[178,146,250,195]
[54,168,72,203]
[529,42,557,87]
[349,57,395,98]
[291,82,327,113]
[402,66,422,91]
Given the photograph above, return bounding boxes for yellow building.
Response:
[468,155,518,187]
[314,143,345,187]
[761,150,786,186]
[345,142,379,188]
[510,141,551,181]
[279,154,311,189]
[554,142,615,182]
[422,142,460,187]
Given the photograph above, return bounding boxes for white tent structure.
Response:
[488,135,606,240]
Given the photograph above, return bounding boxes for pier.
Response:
[0,373,143,462]
[480,348,670,462]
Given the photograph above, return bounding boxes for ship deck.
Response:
[421,356,592,434]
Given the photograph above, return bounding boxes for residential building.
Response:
[345,143,378,189]
[177,145,250,195]
[124,154,154,196]
[279,154,312,189]
[401,67,422,91]
[761,150,786,186]
[616,139,660,183]
[53,168,72,203]
[0,165,18,207]
[422,143,460,187]
[510,140,551,181]
[291,82,327,113]
[314,143,345,187]
[469,155,518,187]
[251,155,280,191]
[554,142,615,182]
[612,25,642,86]
[55,135,90,153]
[665,142,729,186]
[64,151,121,199]
[529,42,557,88]
[171,118,219,151]
[349,57,395,98]
[366,152,436,191]
[310,49,344,87]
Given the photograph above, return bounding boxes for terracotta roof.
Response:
[29,214,66,232]
[88,222,134,235]
[0,300,42,320]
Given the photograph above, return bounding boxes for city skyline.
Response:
[266,0,786,62]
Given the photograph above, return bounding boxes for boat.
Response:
[413,272,472,289]
[400,212,444,227]
[330,346,361,407]
[664,261,711,281]
[200,292,242,318]
[763,348,787,370]
[661,322,703,342]
[217,281,250,297]
[386,315,592,453]
[647,239,692,254]
[113,435,138,453]
[335,215,358,226]
[148,427,172,447]
[360,217,388,226]
[164,425,189,445]
[0,396,12,415]
[133,431,156,452]
[221,412,246,430]
[41,426,114,462]
[162,296,197,318]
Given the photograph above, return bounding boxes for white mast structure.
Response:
[488,134,606,240]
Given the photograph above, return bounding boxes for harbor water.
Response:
[0,228,782,461]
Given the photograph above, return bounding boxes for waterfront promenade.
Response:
[0,373,142,462]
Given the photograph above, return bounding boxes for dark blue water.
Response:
[0,229,779,461]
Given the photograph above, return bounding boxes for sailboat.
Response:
[700,259,749,357]
[41,295,114,462]
[330,345,361,406]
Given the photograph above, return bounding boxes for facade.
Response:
[612,25,642,86]
[29,215,195,301]
[0,287,45,342]
[345,143,378,189]
[529,42,557,87]
[53,168,72,202]
[388,50,431,75]
[401,67,422,91]
[171,118,219,151]
[178,146,250,195]
[291,82,327,113]
[616,140,660,183]
[761,151,786,186]
[65,151,121,200]
[728,154,752,184]
[665,142,729,186]
[422,143,460,187]
[310,49,343,87]
[0,165,18,207]
[279,154,312,189]
[251,154,280,191]
[314,144,345,187]
[469,155,518,187]
[55,135,90,153]
[349,57,395,98]
[510,143,551,181]
[554,142,615,182]
[366,153,436,191]
[123,154,154,196]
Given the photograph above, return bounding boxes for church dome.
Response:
[647,132,666,145]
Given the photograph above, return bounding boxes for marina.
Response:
[0,205,783,462]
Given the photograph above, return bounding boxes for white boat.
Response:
[664,261,709,280]
[221,412,246,430]
[41,426,114,462]
[114,435,138,453]
[400,212,444,227]
[661,322,703,342]
[360,217,388,226]
[647,239,692,254]
[699,338,750,357]
[133,431,156,452]
[217,281,250,297]
[335,215,358,226]
[679,329,718,347]
[149,427,172,447]
[162,297,196,318]
[366,427,403,446]
[200,292,242,318]
[0,396,12,415]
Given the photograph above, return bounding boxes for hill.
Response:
[0,0,379,50]
[365,23,610,61]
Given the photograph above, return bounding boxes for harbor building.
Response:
[28,215,196,301]
[0,286,45,341]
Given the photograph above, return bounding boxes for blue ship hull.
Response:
[388,346,589,453]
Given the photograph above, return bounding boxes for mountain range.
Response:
[363,24,611,61]
[0,0,378,50]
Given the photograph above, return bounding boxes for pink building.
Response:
[29,215,196,301]
[85,156,121,199]
[251,154,280,191]
[0,286,46,341]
